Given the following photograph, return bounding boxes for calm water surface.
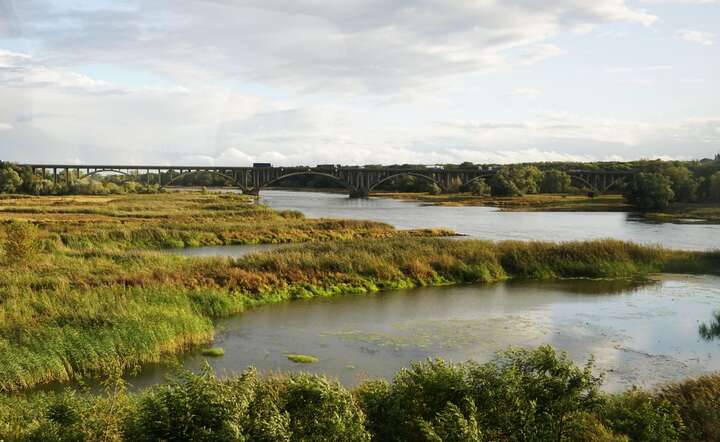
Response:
[123,275,720,392]
[257,190,720,251]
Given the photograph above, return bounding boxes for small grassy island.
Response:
[0,192,719,440]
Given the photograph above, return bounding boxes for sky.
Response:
[0,0,718,166]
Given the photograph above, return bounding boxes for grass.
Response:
[201,347,225,357]
[374,191,629,210]
[286,354,319,364]
[0,193,718,392]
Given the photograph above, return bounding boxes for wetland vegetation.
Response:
[2,347,720,441]
[0,191,719,440]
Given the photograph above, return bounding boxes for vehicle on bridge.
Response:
[253,163,272,168]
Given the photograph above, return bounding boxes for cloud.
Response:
[677,30,714,45]
[1,1,717,166]
[0,122,13,131]
[2,0,658,94]
[509,88,542,98]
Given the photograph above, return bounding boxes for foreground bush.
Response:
[2,347,718,441]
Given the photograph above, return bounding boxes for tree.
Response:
[468,179,491,196]
[0,164,22,193]
[623,173,675,211]
[540,170,572,193]
[708,172,720,202]
[663,165,699,203]
[490,165,543,196]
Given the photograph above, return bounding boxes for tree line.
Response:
[2,156,720,211]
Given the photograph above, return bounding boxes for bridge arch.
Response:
[462,174,495,187]
[258,171,355,192]
[602,177,627,193]
[162,170,246,191]
[368,172,447,192]
[79,169,134,180]
[569,174,599,193]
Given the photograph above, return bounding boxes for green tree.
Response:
[468,178,491,196]
[663,165,699,203]
[707,171,720,202]
[540,170,572,193]
[490,165,543,196]
[0,164,22,193]
[623,173,675,211]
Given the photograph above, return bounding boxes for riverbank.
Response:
[2,347,718,441]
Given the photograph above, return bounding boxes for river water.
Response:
[257,190,720,251]
[126,275,720,392]
[150,191,720,392]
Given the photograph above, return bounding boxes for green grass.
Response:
[286,354,319,364]
[201,347,225,357]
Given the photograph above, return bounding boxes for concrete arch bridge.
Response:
[20,164,634,197]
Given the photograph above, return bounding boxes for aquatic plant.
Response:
[286,354,319,364]
[202,347,225,357]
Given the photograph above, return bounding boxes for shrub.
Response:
[276,373,370,442]
[126,367,256,441]
[658,374,720,441]
[468,346,603,441]
[600,388,682,441]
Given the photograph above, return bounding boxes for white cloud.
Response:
[677,30,715,45]
[509,88,543,98]
[0,122,13,131]
[1,0,659,94]
[1,1,717,165]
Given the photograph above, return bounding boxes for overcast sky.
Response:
[1,0,718,166]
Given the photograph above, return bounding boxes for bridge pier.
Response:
[349,188,370,198]
[244,188,260,196]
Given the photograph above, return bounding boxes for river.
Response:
[257,190,720,251]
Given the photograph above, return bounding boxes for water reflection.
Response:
[699,311,720,341]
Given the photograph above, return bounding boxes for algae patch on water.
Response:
[286,354,319,364]
[202,347,225,357]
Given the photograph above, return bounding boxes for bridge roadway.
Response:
[19,163,634,197]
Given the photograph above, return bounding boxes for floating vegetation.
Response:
[201,347,225,357]
[286,354,319,364]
